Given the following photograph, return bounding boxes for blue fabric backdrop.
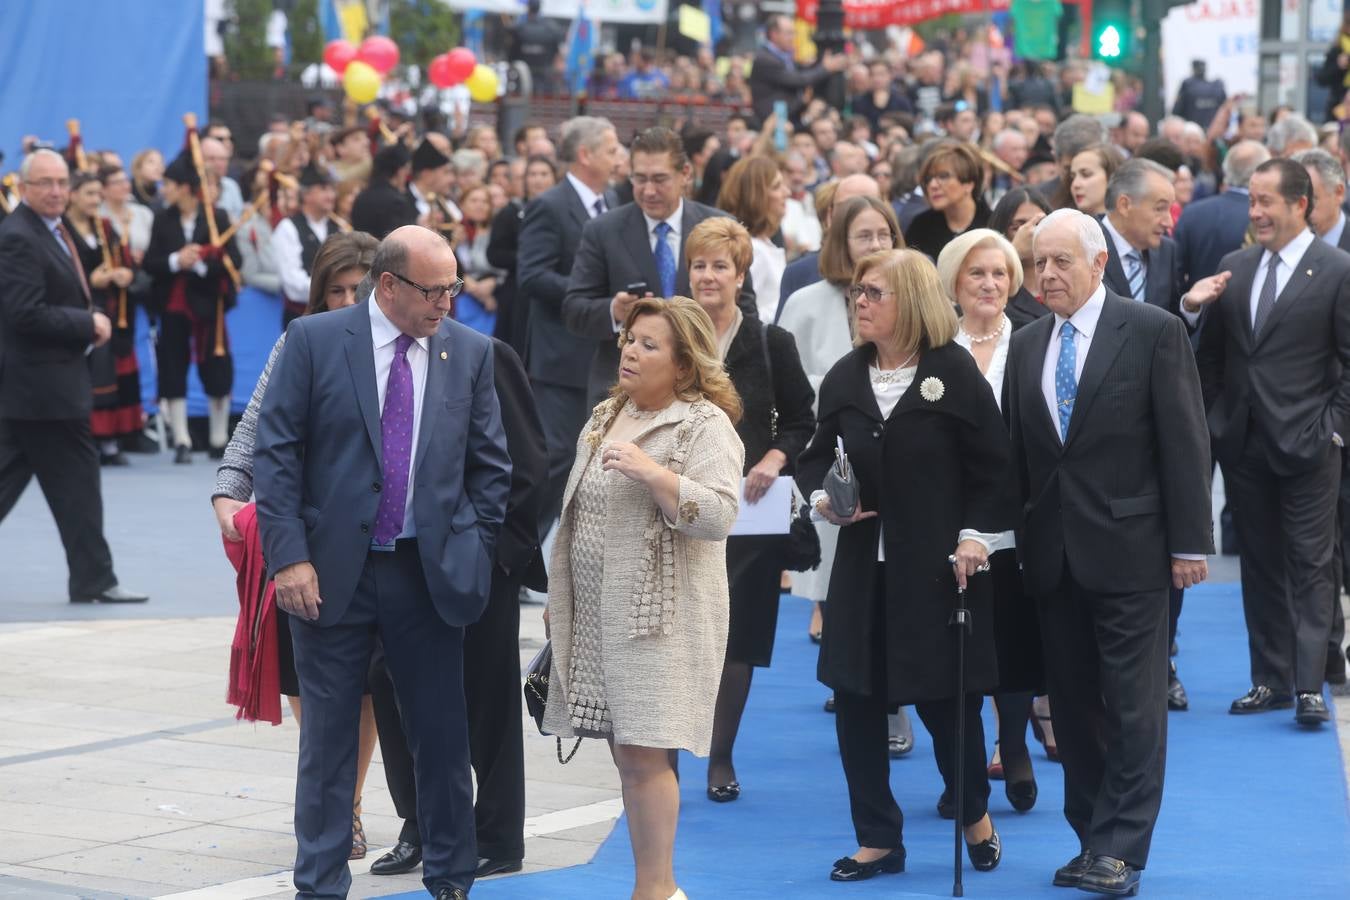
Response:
[0,1,205,169]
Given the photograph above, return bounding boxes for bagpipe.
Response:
[183,113,241,356]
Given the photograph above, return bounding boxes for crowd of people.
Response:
[4,10,1350,900]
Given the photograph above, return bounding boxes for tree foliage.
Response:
[389,0,462,70]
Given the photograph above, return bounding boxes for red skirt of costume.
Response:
[90,287,143,439]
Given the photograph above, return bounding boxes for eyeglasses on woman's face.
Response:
[848,283,896,304]
[387,270,464,303]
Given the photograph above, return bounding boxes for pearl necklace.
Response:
[961,314,1007,345]
[870,349,919,385]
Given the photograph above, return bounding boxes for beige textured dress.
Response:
[544,395,745,755]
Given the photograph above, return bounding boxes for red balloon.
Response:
[357,35,400,75]
[323,39,357,75]
[428,54,456,89]
[445,48,477,84]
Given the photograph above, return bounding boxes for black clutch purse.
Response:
[523,641,581,764]
[783,502,822,572]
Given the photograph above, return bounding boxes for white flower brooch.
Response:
[919,377,945,403]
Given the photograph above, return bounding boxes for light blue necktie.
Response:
[1124,249,1145,301]
[654,221,677,298]
[1056,321,1078,441]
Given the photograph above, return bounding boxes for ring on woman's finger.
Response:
[976,562,991,573]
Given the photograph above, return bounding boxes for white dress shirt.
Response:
[1180,227,1317,330]
[369,293,431,540]
[272,215,329,303]
[750,235,786,322]
[1101,214,1145,297]
[409,182,430,218]
[566,172,606,218]
[954,316,1011,408]
[168,213,209,277]
[610,201,686,331]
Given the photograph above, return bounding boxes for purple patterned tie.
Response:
[373,333,415,545]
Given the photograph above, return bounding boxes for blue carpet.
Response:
[387,583,1350,898]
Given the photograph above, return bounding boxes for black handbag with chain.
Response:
[523,642,581,764]
[756,322,821,573]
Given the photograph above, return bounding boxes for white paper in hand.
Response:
[729,475,793,536]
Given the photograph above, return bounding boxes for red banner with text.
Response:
[796,0,1011,29]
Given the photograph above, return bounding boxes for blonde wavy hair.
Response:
[614,296,743,424]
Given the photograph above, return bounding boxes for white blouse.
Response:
[953,315,1011,411]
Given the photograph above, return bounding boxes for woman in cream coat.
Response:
[545,296,744,900]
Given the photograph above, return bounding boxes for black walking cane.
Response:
[947,555,987,898]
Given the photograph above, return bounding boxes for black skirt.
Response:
[989,548,1044,694]
[725,534,786,667]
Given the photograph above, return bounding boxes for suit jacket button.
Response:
[873,428,882,438]
[360,523,369,534]
[372,482,381,493]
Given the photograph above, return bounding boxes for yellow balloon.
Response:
[343,60,381,104]
[466,64,500,103]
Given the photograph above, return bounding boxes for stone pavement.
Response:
[0,452,1347,898]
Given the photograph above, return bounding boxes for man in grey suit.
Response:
[1008,209,1212,896]
[564,126,754,405]
[255,226,512,900]
[1186,158,1350,725]
[517,116,620,534]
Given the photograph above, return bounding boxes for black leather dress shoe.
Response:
[1052,850,1094,887]
[370,840,422,875]
[1229,685,1294,714]
[475,856,523,877]
[829,846,905,882]
[937,789,955,820]
[71,585,149,604]
[824,695,835,713]
[966,829,1001,871]
[1167,662,1189,711]
[174,444,192,464]
[434,890,467,900]
[1077,855,1141,895]
[1295,692,1330,725]
[1006,777,1037,812]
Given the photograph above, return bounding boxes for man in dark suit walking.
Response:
[747,14,846,124]
[1173,140,1270,290]
[517,116,620,535]
[368,337,547,881]
[564,126,754,405]
[255,225,511,900]
[1185,159,1350,726]
[1100,158,1195,710]
[0,149,147,605]
[1008,209,1213,896]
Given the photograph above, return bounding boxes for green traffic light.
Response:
[1097,24,1122,59]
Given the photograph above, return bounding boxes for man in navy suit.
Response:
[1173,140,1270,290]
[255,225,511,900]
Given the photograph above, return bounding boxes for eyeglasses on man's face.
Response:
[387,270,463,303]
[848,283,896,304]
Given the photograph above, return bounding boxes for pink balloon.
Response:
[357,36,400,75]
[445,48,477,84]
[428,53,456,89]
[323,39,357,75]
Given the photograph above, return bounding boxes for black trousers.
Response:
[371,566,528,859]
[156,311,233,398]
[0,418,116,599]
[290,543,474,897]
[1038,568,1168,868]
[530,379,588,537]
[1224,435,1341,693]
[833,571,989,849]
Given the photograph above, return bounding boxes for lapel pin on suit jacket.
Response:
[440,350,448,360]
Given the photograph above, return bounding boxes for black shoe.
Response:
[100,451,130,467]
[174,444,192,464]
[434,890,467,900]
[823,695,835,713]
[1007,778,1037,813]
[1229,685,1294,714]
[122,432,161,454]
[706,782,740,802]
[937,789,955,820]
[370,840,422,875]
[1053,850,1094,887]
[1167,662,1189,711]
[966,829,1001,872]
[1295,692,1330,725]
[1326,655,1347,686]
[474,857,522,877]
[829,846,905,882]
[888,733,912,758]
[1169,639,1178,657]
[1077,855,1140,895]
[207,445,226,460]
[71,585,149,604]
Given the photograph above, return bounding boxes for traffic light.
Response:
[1092,0,1131,65]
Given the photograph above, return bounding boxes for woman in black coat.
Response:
[685,218,817,804]
[799,248,1018,883]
